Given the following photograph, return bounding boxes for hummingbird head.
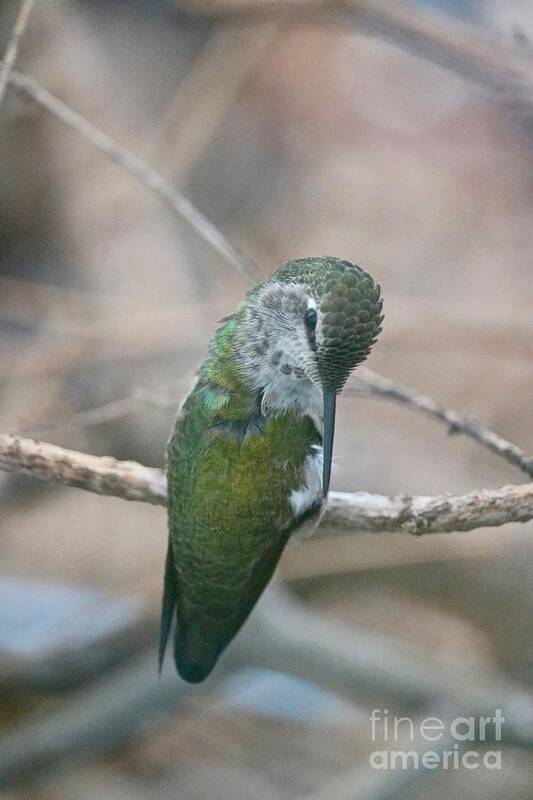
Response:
[235,256,383,494]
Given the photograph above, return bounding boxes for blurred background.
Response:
[1,0,533,796]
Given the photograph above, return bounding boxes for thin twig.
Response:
[3,1,533,294]
[1,27,531,536]
[22,367,531,480]
[0,0,35,107]
[351,367,533,480]
[1,434,533,535]
[8,70,258,283]
[3,58,531,478]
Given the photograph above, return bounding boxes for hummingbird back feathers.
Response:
[161,256,383,682]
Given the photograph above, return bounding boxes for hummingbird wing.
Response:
[158,541,177,675]
[170,503,320,684]
[162,381,323,683]
[174,525,290,683]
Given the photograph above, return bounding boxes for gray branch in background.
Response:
[20,363,533,478]
[7,70,258,284]
[0,56,530,538]
[1,433,533,536]
[6,0,533,294]
[0,0,35,107]
[4,52,533,482]
[352,367,533,480]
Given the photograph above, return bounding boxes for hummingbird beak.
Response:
[322,389,336,496]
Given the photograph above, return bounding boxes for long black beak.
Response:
[322,389,337,497]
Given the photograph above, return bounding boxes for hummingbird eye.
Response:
[304,307,318,330]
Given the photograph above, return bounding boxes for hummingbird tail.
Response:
[158,541,177,675]
[160,540,219,682]
[174,632,219,684]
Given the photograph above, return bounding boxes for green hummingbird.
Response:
[160,256,383,682]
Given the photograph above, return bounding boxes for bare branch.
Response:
[352,367,533,480]
[0,434,167,506]
[3,3,533,301]
[1,434,532,536]
[0,13,530,539]
[25,367,532,481]
[324,484,533,536]
[7,70,258,283]
[0,0,35,107]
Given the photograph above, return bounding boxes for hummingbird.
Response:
[160,256,383,682]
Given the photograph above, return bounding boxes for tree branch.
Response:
[0,16,531,538]
[352,367,533,480]
[1,433,532,536]
[4,0,533,301]
[0,0,35,107]
[7,70,257,283]
[324,484,533,536]
[0,434,167,506]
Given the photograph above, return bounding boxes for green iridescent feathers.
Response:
[272,257,383,391]
[165,383,320,681]
[200,255,383,398]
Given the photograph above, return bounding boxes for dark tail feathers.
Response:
[159,541,219,683]
[158,542,177,675]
